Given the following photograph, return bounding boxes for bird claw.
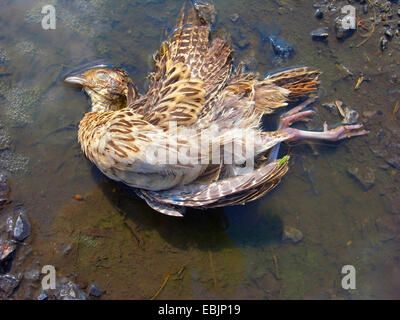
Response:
[325,123,369,141]
[279,97,317,129]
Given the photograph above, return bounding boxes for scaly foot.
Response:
[278,97,368,142]
[283,122,369,142]
[279,97,317,129]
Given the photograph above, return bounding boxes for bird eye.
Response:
[96,71,108,80]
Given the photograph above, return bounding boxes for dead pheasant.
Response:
[65,2,367,216]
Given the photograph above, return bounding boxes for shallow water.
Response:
[0,0,399,299]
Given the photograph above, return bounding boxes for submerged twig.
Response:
[391,101,400,120]
[114,205,144,248]
[150,266,185,300]
[123,218,143,248]
[151,272,171,300]
[356,5,376,48]
[272,253,281,280]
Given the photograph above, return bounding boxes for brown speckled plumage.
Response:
[66,2,367,216]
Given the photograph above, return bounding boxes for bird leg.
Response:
[278,97,368,142]
[279,97,317,130]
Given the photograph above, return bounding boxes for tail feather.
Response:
[143,158,289,208]
[264,67,321,100]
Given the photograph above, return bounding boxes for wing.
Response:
[140,158,289,210]
[133,2,232,129]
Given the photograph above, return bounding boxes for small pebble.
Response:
[380,36,388,51]
[229,13,239,23]
[12,209,31,241]
[314,8,323,19]
[0,274,21,296]
[311,27,329,40]
[89,284,103,298]
[385,28,394,39]
[282,226,303,244]
[37,293,48,300]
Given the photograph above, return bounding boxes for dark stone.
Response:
[385,28,394,39]
[37,293,48,300]
[269,36,294,58]
[10,209,31,241]
[229,13,239,23]
[380,36,388,51]
[0,239,17,263]
[315,8,324,19]
[335,17,355,39]
[311,27,329,40]
[89,284,104,298]
[386,156,400,169]
[0,274,21,296]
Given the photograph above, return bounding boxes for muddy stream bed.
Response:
[0,0,399,299]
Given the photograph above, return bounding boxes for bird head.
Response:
[65,67,136,112]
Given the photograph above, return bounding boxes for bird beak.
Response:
[64,75,88,86]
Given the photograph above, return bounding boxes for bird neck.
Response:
[85,88,124,113]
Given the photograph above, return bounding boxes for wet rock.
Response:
[282,226,303,244]
[0,239,17,263]
[229,13,239,23]
[385,28,394,39]
[24,269,40,281]
[386,156,400,169]
[8,209,31,241]
[335,17,355,39]
[269,36,294,58]
[0,274,21,296]
[311,27,329,40]
[88,284,104,298]
[0,173,9,209]
[55,281,87,300]
[380,36,388,51]
[347,166,375,190]
[315,8,324,19]
[37,293,48,300]
[343,107,359,124]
